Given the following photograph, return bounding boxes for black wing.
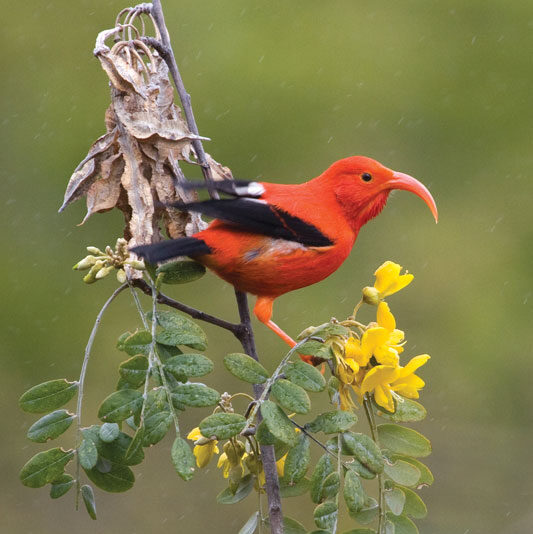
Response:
[172,199,333,248]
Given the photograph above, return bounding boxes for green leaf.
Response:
[120,330,152,356]
[309,323,351,339]
[223,353,269,384]
[81,484,97,520]
[279,477,310,497]
[307,410,357,434]
[20,448,75,488]
[377,398,427,423]
[310,454,335,503]
[347,459,376,480]
[19,379,78,413]
[295,340,333,360]
[344,469,365,514]
[309,531,332,534]
[377,424,431,457]
[314,500,338,530]
[397,486,427,518]
[98,390,143,423]
[27,410,75,442]
[260,400,298,446]
[384,460,421,487]
[385,487,406,515]
[255,421,289,459]
[321,472,340,500]
[284,434,310,484]
[171,437,196,481]
[150,310,207,351]
[119,355,149,387]
[394,456,434,486]
[125,425,144,463]
[341,530,376,534]
[342,432,384,473]
[156,260,206,284]
[171,383,220,407]
[143,412,172,446]
[95,428,144,466]
[271,379,311,414]
[165,353,214,379]
[216,473,254,504]
[79,437,98,470]
[156,343,182,362]
[239,511,259,534]
[84,463,135,493]
[49,473,74,499]
[385,512,419,534]
[199,413,246,440]
[351,497,379,525]
[99,423,120,443]
[284,361,326,392]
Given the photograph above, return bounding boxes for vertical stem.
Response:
[234,290,284,534]
[363,395,385,534]
[75,283,127,508]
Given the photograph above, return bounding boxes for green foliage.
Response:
[342,432,384,474]
[98,390,143,423]
[283,434,310,484]
[271,379,311,414]
[155,260,206,285]
[310,454,335,503]
[164,353,214,380]
[283,361,326,392]
[119,356,149,387]
[377,424,431,458]
[81,484,97,520]
[377,398,427,423]
[383,460,421,487]
[172,384,220,408]
[314,500,338,530]
[260,400,299,446]
[199,413,246,440]
[49,473,74,499]
[171,437,196,481]
[224,353,269,384]
[99,423,120,443]
[148,310,207,351]
[307,410,357,434]
[216,474,254,504]
[19,379,78,413]
[26,410,75,442]
[20,448,75,488]
[385,512,419,534]
[344,469,366,515]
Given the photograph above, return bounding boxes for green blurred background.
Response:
[2,1,532,532]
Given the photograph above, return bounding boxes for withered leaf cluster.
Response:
[60,25,232,248]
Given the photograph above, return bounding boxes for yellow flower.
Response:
[374,261,413,298]
[217,441,247,478]
[257,453,288,487]
[187,427,219,468]
[360,354,430,412]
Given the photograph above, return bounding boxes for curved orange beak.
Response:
[388,171,438,223]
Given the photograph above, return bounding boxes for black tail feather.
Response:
[131,237,211,264]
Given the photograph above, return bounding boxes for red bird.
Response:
[132,156,437,361]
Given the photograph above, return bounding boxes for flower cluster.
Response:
[333,261,429,413]
[72,238,145,283]
[187,427,286,488]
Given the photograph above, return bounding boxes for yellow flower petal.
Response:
[194,441,218,468]
[374,345,400,366]
[399,354,430,377]
[374,384,395,412]
[187,427,202,441]
[377,302,396,331]
[362,327,390,354]
[374,261,414,298]
[276,455,287,477]
[361,365,400,394]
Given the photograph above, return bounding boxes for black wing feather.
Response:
[171,199,333,247]
[131,237,211,264]
[179,179,255,197]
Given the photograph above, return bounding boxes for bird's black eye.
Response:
[361,172,373,182]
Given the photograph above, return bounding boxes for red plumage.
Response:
[133,156,437,361]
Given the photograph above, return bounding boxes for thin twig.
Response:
[132,278,242,334]
[149,0,219,199]
[75,283,128,507]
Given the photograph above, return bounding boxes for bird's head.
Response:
[323,156,438,230]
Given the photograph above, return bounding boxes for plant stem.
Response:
[363,394,385,534]
[75,283,127,508]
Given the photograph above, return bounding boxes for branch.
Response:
[131,278,243,335]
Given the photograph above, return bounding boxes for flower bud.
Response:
[116,269,127,283]
[95,265,114,280]
[223,441,245,465]
[245,454,262,475]
[297,325,317,340]
[125,259,146,270]
[86,246,103,255]
[362,286,380,306]
[73,255,97,271]
[82,260,104,284]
